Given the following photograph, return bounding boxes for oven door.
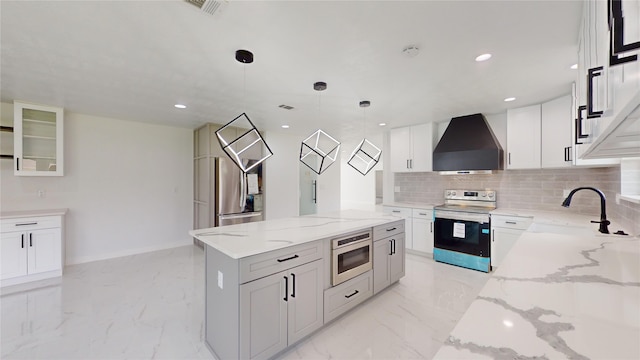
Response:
[332,240,372,286]
[434,211,490,257]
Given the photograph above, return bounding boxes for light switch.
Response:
[217,271,223,289]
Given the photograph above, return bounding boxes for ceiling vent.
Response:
[185,0,228,16]
[278,104,294,110]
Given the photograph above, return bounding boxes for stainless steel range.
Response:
[433,190,496,272]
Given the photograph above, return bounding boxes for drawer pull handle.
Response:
[386,227,397,231]
[418,212,427,215]
[392,210,401,213]
[16,222,38,226]
[345,290,359,299]
[277,254,299,263]
[505,221,517,225]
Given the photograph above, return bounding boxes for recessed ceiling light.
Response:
[475,53,492,62]
[570,63,578,69]
[504,97,516,102]
[174,104,186,109]
[281,125,290,129]
[379,123,387,127]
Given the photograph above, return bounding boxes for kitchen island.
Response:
[189,210,405,360]
[434,216,640,359]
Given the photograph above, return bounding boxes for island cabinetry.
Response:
[382,206,412,248]
[205,241,323,360]
[490,215,533,268]
[323,270,372,323]
[240,259,323,360]
[373,220,405,294]
[1,213,65,287]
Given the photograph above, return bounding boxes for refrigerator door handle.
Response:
[240,171,246,210]
[219,212,263,220]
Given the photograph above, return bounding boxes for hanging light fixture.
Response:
[299,82,341,175]
[215,49,273,173]
[347,100,381,175]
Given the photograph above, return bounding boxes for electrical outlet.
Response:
[37,189,46,198]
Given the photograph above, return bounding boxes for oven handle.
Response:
[435,211,490,223]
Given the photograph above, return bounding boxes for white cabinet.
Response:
[239,259,323,360]
[373,222,405,294]
[13,101,64,176]
[506,105,541,169]
[1,213,65,287]
[541,95,573,168]
[323,270,372,323]
[490,215,532,268]
[411,208,434,255]
[389,123,437,172]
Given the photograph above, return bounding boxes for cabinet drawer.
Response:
[382,206,411,218]
[491,215,533,230]
[324,270,372,323]
[239,241,322,284]
[1,216,61,233]
[411,208,433,219]
[373,220,404,240]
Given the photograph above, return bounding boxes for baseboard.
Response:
[65,239,193,265]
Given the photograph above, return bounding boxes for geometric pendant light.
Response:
[215,49,273,173]
[348,100,381,175]
[299,81,341,175]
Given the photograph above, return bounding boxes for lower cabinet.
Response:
[490,215,533,268]
[1,214,64,286]
[373,233,405,294]
[411,208,434,255]
[239,259,323,360]
[323,270,373,323]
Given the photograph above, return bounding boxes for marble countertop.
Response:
[0,208,68,219]
[382,202,436,209]
[189,209,401,259]
[434,218,640,359]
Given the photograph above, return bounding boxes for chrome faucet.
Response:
[561,187,610,234]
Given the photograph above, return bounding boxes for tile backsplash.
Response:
[394,166,640,236]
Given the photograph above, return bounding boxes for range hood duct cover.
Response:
[433,113,504,172]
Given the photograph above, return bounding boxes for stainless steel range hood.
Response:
[432,113,504,174]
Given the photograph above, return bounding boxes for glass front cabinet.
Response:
[14,101,64,176]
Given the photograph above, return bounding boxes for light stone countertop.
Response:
[0,209,68,219]
[382,202,436,209]
[434,213,640,359]
[189,209,401,259]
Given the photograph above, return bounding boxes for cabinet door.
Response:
[1,232,28,280]
[27,228,62,275]
[506,105,541,169]
[240,271,288,360]
[373,239,391,294]
[14,101,64,176]
[541,95,573,168]
[287,259,323,345]
[409,124,435,172]
[389,127,411,172]
[411,218,431,254]
[491,227,524,268]
[389,235,405,284]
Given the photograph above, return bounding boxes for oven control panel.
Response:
[444,189,495,201]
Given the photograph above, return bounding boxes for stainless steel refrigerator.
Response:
[215,157,264,226]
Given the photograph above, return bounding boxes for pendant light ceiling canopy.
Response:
[299,82,341,175]
[348,100,381,176]
[215,49,273,173]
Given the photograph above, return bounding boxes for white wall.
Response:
[0,103,193,264]
[263,131,300,219]
[340,138,382,211]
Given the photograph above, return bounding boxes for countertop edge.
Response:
[1,208,69,219]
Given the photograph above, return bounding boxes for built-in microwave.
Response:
[331,230,373,286]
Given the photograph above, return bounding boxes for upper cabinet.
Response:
[389,123,437,172]
[541,95,573,169]
[576,0,640,159]
[14,101,64,176]
[506,105,541,169]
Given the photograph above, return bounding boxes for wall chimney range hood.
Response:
[432,113,504,174]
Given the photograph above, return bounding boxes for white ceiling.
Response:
[1,0,582,143]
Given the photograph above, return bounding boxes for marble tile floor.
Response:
[1,245,489,359]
